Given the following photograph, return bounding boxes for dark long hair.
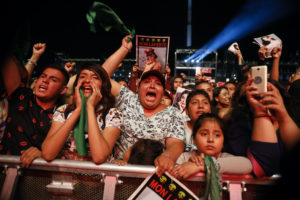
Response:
[66,63,115,118]
[128,139,163,165]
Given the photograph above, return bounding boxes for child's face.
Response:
[161,95,172,106]
[187,94,211,122]
[194,119,224,157]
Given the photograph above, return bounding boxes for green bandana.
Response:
[200,155,222,200]
[86,1,135,41]
[73,89,91,156]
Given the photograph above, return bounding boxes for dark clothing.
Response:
[225,121,284,177]
[288,79,300,124]
[263,140,300,200]
[0,85,55,155]
[211,105,220,116]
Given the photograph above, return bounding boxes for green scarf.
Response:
[86,1,135,41]
[200,155,222,200]
[73,89,91,156]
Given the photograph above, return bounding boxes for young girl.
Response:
[41,63,122,164]
[176,89,212,164]
[172,113,252,179]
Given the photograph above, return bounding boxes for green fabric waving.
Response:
[200,155,222,200]
[86,1,135,40]
[73,89,91,156]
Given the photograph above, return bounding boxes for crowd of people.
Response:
[1,34,300,190]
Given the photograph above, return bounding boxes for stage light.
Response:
[186,0,294,62]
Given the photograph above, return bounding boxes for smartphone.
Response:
[250,65,267,93]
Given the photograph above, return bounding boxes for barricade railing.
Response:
[0,155,279,200]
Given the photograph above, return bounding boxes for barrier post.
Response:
[0,166,20,200]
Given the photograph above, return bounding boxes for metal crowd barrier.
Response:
[0,155,279,200]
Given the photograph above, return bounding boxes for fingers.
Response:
[86,81,102,109]
[171,166,184,179]
[112,159,127,166]
[124,35,132,41]
[20,147,42,168]
[33,43,46,49]
[154,156,175,177]
[64,62,76,73]
[74,80,84,106]
[245,77,254,87]
[75,79,83,97]
[190,152,204,166]
[90,80,102,100]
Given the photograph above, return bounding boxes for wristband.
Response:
[161,153,172,160]
[122,45,130,52]
[28,60,37,66]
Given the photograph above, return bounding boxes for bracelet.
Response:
[28,60,37,66]
[122,45,130,52]
[161,153,172,160]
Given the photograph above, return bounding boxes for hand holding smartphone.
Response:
[250,65,267,93]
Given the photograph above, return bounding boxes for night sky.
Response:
[2,0,300,66]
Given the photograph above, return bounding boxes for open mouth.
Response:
[38,85,47,92]
[145,91,157,101]
[81,86,92,93]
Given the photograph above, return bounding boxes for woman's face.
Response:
[138,76,164,110]
[178,93,188,110]
[216,88,230,108]
[173,77,183,92]
[187,94,211,122]
[194,119,224,157]
[196,83,213,101]
[225,83,236,99]
[77,69,102,98]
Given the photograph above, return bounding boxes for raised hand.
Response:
[245,78,268,116]
[261,82,288,122]
[32,43,46,57]
[271,47,282,59]
[74,79,84,109]
[86,80,102,109]
[64,62,76,74]
[121,35,133,52]
[258,46,268,60]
